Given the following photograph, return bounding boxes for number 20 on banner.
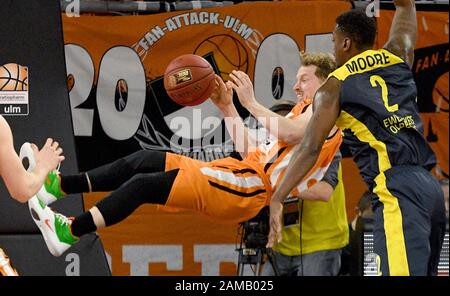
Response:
[65,33,332,141]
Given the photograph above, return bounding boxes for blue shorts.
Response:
[372,165,446,276]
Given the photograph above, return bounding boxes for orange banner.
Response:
[62,1,351,275]
[61,3,449,276]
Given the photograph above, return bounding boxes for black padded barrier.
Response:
[0,0,110,276]
[0,233,111,276]
[0,0,84,232]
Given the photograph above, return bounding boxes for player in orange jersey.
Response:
[28,54,341,257]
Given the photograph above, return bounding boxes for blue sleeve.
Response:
[321,150,342,189]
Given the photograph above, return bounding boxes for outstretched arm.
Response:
[0,116,64,202]
[210,75,257,158]
[384,0,417,67]
[266,77,341,247]
[228,70,312,145]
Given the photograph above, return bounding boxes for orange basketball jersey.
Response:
[244,99,342,198]
[160,100,342,223]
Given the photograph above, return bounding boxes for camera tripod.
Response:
[236,206,280,276]
[236,247,280,276]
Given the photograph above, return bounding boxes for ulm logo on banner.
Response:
[0,63,29,116]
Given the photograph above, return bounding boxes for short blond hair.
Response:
[301,52,337,81]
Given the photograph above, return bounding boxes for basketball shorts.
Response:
[162,153,272,223]
[372,165,446,276]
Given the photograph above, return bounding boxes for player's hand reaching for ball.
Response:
[210,74,233,110]
[228,70,257,109]
[33,138,65,172]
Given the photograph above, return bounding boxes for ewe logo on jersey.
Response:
[0,63,29,116]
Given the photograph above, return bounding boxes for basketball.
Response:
[163,54,216,106]
[0,63,28,91]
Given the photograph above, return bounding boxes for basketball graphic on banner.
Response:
[0,63,28,91]
[194,34,249,81]
[432,72,449,113]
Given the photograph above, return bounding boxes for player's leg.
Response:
[76,150,167,191]
[29,169,179,256]
[373,166,445,276]
[39,150,167,204]
[373,175,425,276]
[372,168,421,276]
[426,175,446,276]
[87,169,179,229]
[391,168,446,276]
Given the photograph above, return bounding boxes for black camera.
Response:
[237,206,281,276]
[240,206,269,249]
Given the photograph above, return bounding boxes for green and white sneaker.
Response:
[37,171,66,205]
[19,142,66,205]
[28,196,79,257]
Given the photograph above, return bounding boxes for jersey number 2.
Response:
[370,75,399,112]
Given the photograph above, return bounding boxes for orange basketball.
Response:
[0,63,28,91]
[163,54,215,106]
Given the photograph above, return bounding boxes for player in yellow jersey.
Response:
[268,1,446,276]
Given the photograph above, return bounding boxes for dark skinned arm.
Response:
[384,0,417,68]
[266,77,342,248]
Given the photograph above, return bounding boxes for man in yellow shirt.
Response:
[260,56,348,276]
[263,152,348,276]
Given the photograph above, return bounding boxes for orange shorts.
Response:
[161,153,272,224]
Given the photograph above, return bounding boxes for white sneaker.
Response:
[28,196,78,257]
[20,142,65,206]
[37,171,66,205]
